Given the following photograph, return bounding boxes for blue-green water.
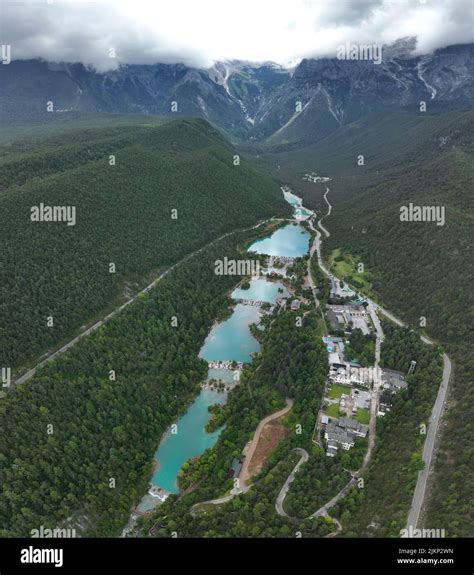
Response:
[231,278,288,302]
[284,190,313,219]
[262,265,286,277]
[151,389,227,493]
[207,368,238,384]
[199,304,261,363]
[142,198,313,498]
[247,224,310,257]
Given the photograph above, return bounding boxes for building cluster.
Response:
[377,367,409,417]
[302,171,332,183]
[381,368,408,393]
[322,417,369,456]
[326,303,371,335]
[329,276,356,301]
[323,335,372,388]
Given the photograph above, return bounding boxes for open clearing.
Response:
[327,384,351,399]
[356,408,370,424]
[246,417,290,480]
[325,403,343,418]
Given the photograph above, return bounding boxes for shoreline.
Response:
[125,200,304,533]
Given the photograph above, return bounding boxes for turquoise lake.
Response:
[151,388,227,493]
[199,303,261,363]
[283,190,313,219]
[247,224,310,257]
[141,191,312,498]
[231,278,288,301]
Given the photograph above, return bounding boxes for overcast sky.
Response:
[1,0,473,70]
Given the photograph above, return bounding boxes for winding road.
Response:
[190,400,294,515]
[190,184,452,533]
[275,448,309,517]
[122,184,452,536]
[306,184,452,530]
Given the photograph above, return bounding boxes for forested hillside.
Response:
[262,109,474,535]
[0,223,277,536]
[139,311,332,538]
[0,116,289,370]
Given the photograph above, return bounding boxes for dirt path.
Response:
[190,400,294,516]
[239,399,293,488]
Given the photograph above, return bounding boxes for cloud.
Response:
[1,0,473,70]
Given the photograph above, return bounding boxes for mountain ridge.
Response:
[2,42,472,145]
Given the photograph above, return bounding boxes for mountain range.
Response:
[2,40,473,146]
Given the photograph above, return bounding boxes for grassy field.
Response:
[355,408,370,425]
[325,403,344,418]
[327,384,351,400]
[328,248,374,296]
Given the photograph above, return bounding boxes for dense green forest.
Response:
[283,451,353,519]
[147,451,335,538]
[0,222,279,537]
[260,109,474,535]
[138,311,334,537]
[345,329,375,367]
[331,323,443,536]
[0,117,289,370]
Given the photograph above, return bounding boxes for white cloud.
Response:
[1,0,473,70]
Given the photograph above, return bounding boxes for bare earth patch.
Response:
[247,417,290,479]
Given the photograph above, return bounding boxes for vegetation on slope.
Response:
[262,109,474,535]
[333,323,443,537]
[0,222,277,537]
[0,117,289,370]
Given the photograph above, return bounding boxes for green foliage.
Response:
[0,219,277,536]
[142,451,334,538]
[345,328,375,367]
[140,310,329,536]
[1,118,289,369]
[266,109,474,535]
[283,452,350,519]
[333,323,443,536]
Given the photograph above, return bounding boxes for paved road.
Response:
[190,399,294,516]
[406,352,451,529]
[190,486,251,517]
[298,186,452,529]
[317,187,331,238]
[309,477,357,519]
[275,448,309,517]
[12,217,274,388]
[306,216,328,333]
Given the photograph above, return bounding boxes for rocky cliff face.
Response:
[255,42,474,145]
[1,42,472,144]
